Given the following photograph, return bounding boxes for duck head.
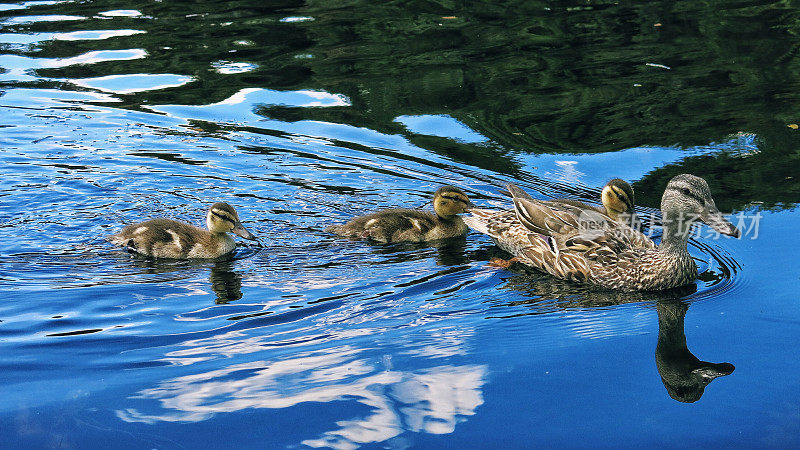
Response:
[432,186,472,219]
[660,174,740,239]
[206,202,260,242]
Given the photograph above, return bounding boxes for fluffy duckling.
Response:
[327,186,472,243]
[547,178,637,225]
[600,178,636,222]
[109,202,259,259]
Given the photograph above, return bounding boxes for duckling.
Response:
[326,186,472,243]
[600,178,635,222]
[544,178,638,226]
[109,202,259,259]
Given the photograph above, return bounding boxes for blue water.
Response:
[2,1,800,448]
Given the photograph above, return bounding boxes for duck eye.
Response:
[681,188,691,196]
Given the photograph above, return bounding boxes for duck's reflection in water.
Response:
[112,252,245,303]
[499,270,690,310]
[656,299,735,403]
[360,236,471,267]
[209,260,242,304]
[499,272,734,402]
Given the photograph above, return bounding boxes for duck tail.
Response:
[462,209,496,235]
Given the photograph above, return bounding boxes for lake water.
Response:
[2,0,799,448]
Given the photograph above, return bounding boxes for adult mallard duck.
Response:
[109,202,259,259]
[464,174,739,291]
[326,185,472,243]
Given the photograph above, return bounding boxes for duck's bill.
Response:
[460,198,477,212]
[692,362,735,380]
[701,205,741,238]
[233,223,259,241]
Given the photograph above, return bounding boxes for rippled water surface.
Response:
[2,0,800,448]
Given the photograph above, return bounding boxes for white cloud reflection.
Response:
[210,61,258,74]
[69,73,194,94]
[146,87,350,123]
[116,347,486,449]
[1,14,84,25]
[280,16,315,23]
[0,29,144,45]
[0,1,63,12]
[53,29,145,41]
[547,160,585,185]
[0,49,146,82]
[97,10,143,18]
[0,48,145,69]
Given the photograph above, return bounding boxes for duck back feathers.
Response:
[327,185,471,243]
[110,218,236,259]
[109,202,257,259]
[327,208,468,243]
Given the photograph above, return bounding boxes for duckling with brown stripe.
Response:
[109,202,259,259]
[327,186,472,243]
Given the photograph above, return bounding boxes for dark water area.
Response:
[1,0,799,448]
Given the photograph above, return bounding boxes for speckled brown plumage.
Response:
[110,218,237,259]
[464,175,739,292]
[109,202,258,259]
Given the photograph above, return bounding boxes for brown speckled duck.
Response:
[326,186,472,243]
[488,178,650,268]
[465,174,739,291]
[109,202,259,259]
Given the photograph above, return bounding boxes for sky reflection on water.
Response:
[1,0,800,447]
